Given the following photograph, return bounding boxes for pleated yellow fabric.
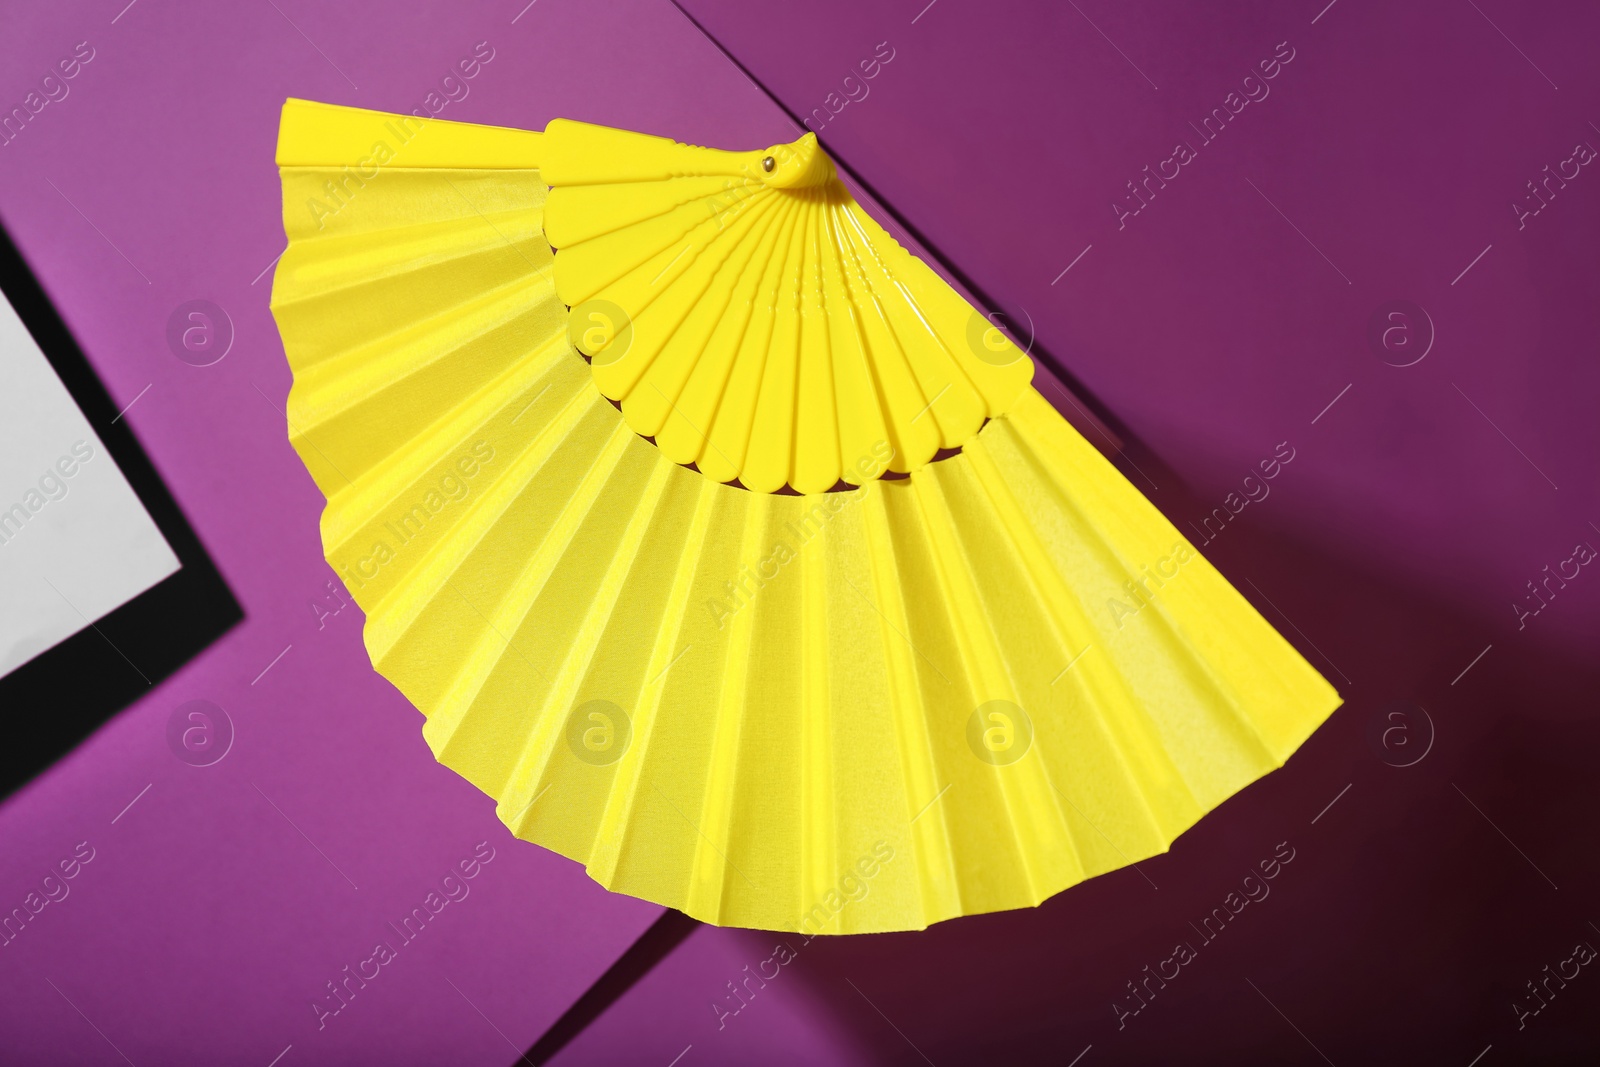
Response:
[271,99,1341,933]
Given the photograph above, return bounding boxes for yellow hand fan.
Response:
[271,99,1340,934]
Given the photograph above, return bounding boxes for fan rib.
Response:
[742,197,811,493]
[793,201,841,493]
[614,191,787,437]
[836,205,984,452]
[828,203,939,473]
[698,199,805,483]
[654,195,794,468]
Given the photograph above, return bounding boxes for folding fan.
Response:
[271,99,1340,934]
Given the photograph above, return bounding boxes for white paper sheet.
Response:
[0,290,179,678]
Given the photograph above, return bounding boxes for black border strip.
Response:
[0,219,242,799]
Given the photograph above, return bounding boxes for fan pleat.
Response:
[503,448,675,862]
[798,508,837,924]
[947,437,1176,886]
[853,488,964,927]
[590,476,718,876]
[909,470,1060,910]
[357,358,595,650]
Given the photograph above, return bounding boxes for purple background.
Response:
[0,2,784,1064]
[3,0,1599,1064]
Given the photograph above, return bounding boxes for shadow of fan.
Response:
[748,454,1600,1066]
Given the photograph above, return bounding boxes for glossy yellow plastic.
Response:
[270,99,1342,934]
[539,120,1034,492]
